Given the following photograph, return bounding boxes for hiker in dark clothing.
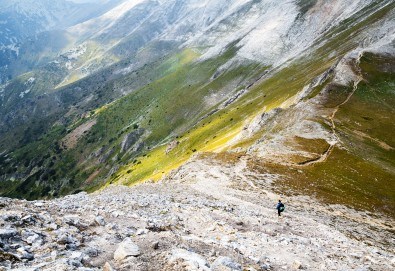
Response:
[276,200,285,216]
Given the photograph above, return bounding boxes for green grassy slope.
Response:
[0,44,266,198]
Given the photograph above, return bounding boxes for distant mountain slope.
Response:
[0,0,394,218]
[0,0,125,82]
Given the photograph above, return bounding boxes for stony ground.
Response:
[0,157,394,271]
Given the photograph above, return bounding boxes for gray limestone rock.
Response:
[212,256,242,271]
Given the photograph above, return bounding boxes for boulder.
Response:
[21,215,36,225]
[114,238,141,261]
[56,232,78,246]
[25,233,42,246]
[70,251,84,262]
[146,220,172,232]
[33,202,44,207]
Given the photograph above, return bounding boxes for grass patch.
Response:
[248,145,395,218]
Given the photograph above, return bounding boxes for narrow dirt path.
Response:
[298,77,362,167]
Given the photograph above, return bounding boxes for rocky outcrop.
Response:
[120,129,144,153]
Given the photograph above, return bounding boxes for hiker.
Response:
[276,200,285,216]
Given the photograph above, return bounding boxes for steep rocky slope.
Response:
[1,156,394,270]
[0,0,394,229]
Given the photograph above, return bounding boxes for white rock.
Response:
[47,223,58,230]
[95,216,106,226]
[105,223,118,233]
[114,238,141,261]
[70,251,84,261]
[34,202,44,207]
[51,250,58,261]
[169,249,210,271]
[26,233,41,245]
[112,211,124,218]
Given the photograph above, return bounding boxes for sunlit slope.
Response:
[0,46,264,197]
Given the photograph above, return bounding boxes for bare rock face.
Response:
[114,238,141,261]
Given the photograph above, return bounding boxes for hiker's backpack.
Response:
[279,203,285,212]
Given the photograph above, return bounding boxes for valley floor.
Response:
[0,156,394,271]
